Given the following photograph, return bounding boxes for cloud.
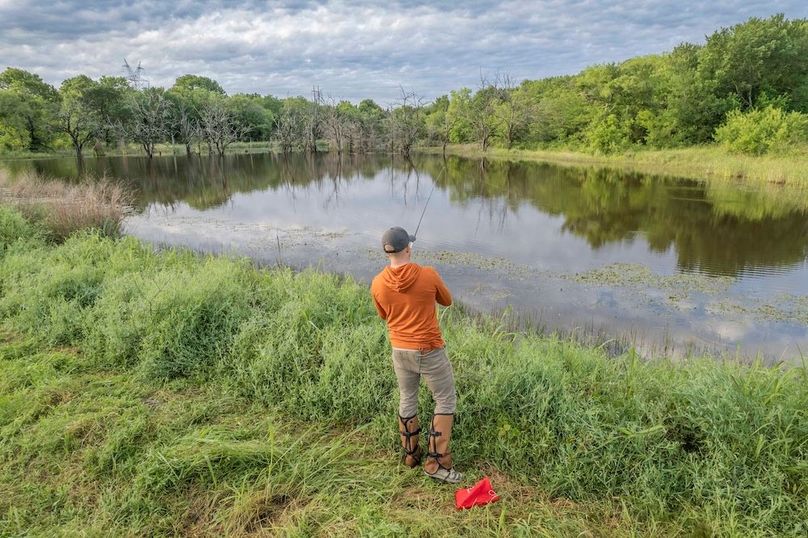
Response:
[0,0,805,103]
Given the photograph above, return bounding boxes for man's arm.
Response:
[372,292,388,320]
[433,269,453,307]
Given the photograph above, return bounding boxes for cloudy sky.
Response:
[1,1,805,104]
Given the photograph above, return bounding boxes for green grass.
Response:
[426,144,808,189]
[1,206,806,536]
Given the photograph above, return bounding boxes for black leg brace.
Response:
[399,413,422,465]
[426,413,454,473]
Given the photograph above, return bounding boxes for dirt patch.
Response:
[243,493,294,533]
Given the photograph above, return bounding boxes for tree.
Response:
[166,93,199,157]
[468,84,503,151]
[446,88,473,143]
[424,95,454,155]
[0,91,32,150]
[493,80,535,148]
[386,88,424,157]
[303,95,323,153]
[85,76,132,146]
[229,94,275,141]
[123,87,170,158]
[275,97,313,153]
[199,98,249,155]
[0,68,59,151]
[356,99,386,152]
[521,76,594,146]
[698,15,808,111]
[324,98,355,154]
[171,74,226,96]
[586,113,631,154]
[56,75,101,160]
[167,79,224,155]
[273,103,303,154]
[659,43,734,145]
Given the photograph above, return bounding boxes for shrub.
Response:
[714,106,808,155]
[585,113,631,154]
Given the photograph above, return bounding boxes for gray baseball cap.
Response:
[382,226,415,253]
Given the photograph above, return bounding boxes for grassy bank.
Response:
[0,207,806,535]
[424,144,808,188]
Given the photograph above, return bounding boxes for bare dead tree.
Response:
[174,101,199,157]
[345,117,361,154]
[386,87,424,158]
[355,117,374,153]
[273,107,303,154]
[122,88,170,158]
[199,100,249,156]
[324,97,348,154]
[303,86,323,153]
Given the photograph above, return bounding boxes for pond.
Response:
[5,152,808,361]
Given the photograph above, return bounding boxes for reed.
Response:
[0,169,129,241]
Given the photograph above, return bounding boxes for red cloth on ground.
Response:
[455,476,500,510]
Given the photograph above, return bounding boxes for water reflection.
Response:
[7,152,808,281]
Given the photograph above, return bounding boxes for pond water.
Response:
[5,152,808,361]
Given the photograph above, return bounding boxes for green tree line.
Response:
[1,14,806,158]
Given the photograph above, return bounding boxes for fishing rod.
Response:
[411,165,446,243]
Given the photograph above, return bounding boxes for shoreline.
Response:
[420,144,808,188]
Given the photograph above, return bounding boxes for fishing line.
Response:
[412,165,446,242]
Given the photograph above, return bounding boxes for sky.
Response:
[1,1,806,105]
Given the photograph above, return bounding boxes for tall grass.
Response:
[0,206,806,535]
[0,169,129,241]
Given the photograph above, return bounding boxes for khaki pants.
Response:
[392,347,457,417]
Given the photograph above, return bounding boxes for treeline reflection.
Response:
[19,152,808,278]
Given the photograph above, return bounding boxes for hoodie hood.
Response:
[381,263,422,293]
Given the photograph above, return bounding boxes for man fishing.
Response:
[371,226,463,484]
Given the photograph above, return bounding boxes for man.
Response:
[371,226,462,484]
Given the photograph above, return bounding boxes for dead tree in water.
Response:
[121,88,170,158]
[324,97,351,155]
[303,86,323,153]
[199,100,248,156]
[174,101,199,157]
[386,88,424,158]
[273,107,303,154]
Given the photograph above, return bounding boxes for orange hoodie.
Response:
[371,263,452,350]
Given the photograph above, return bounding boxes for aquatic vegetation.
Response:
[709,295,808,325]
[568,263,734,295]
[0,208,806,535]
